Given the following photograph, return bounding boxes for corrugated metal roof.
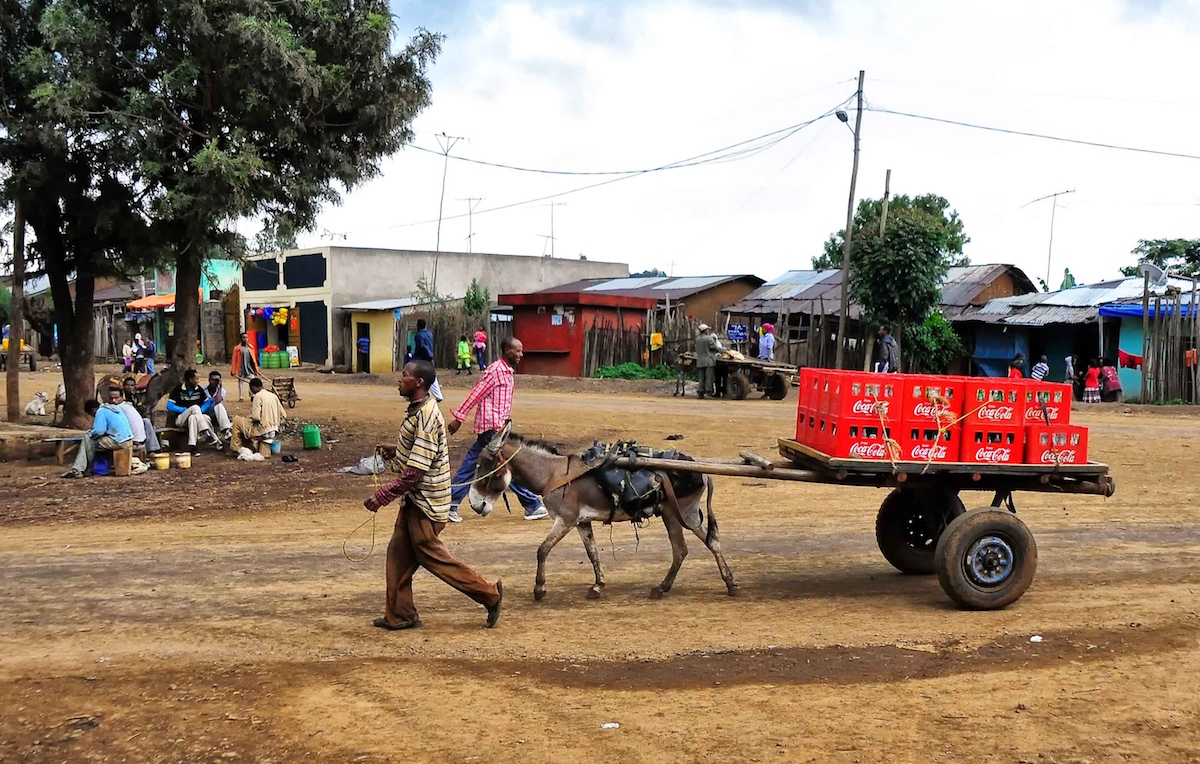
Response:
[533,274,763,301]
[339,296,461,311]
[722,263,1036,317]
[582,277,663,292]
[652,276,727,291]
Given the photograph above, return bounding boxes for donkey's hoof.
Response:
[586,586,605,600]
[533,587,547,602]
[726,583,741,597]
[649,587,667,600]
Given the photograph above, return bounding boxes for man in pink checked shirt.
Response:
[447,336,548,523]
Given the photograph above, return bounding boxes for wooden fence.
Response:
[1140,282,1199,404]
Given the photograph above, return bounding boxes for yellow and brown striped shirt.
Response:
[380,395,452,522]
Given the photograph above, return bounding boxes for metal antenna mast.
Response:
[1021,188,1076,286]
[458,197,483,253]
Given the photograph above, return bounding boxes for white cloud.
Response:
[302,0,1200,286]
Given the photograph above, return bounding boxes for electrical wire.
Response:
[406,98,852,176]
[867,105,1200,161]
[341,95,857,235]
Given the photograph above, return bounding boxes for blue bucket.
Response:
[93,452,112,476]
[269,439,282,455]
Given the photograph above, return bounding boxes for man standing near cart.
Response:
[694,323,720,399]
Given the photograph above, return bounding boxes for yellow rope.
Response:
[342,512,377,563]
[447,444,524,489]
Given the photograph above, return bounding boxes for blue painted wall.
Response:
[1117,319,1143,398]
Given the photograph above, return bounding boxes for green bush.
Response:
[594,363,677,381]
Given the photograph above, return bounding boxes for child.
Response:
[456,335,472,375]
[1083,359,1102,403]
[473,327,488,371]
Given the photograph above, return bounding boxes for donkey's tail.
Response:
[704,474,718,547]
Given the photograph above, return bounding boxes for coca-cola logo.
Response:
[849,442,887,458]
[850,400,878,415]
[1025,406,1060,421]
[912,402,951,418]
[977,405,1015,421]
[1039,449,1078,463]
[974,446,1012,462]
[911,443,948,460]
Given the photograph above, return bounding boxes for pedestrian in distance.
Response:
[694,323,720,399]
[1008,353,1026,379]
[874,325,900,373]
[1083,358,1102,403]
[456,335,473,375]
[1031,355,1050,381]
[365,360,503,631]
[231,333,260,402]
[412,319,443,402]
[473,327,488,371]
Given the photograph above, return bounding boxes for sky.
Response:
[290,0,1200,287]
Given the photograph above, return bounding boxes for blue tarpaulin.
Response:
[1099,302,1197,319]
[971,325,1029,378]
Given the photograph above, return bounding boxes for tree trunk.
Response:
[171,254,203,377]
[38,224,97,429]
[6,198,25,423]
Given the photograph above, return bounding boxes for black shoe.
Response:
[486,580,503,628]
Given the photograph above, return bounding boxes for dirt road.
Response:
[1,371,1198,763]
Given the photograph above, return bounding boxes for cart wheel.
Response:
[288,395,297,409]
[934,509,1037,610]
[764,374,788,401]
[727,372,750,400]
[875,488,965,575]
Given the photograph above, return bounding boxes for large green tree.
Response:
[813,193,969,271]
[849,207,953,331]
[4,0,440,422]
[1119,238,1200,277]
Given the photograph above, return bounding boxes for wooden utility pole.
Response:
[1141,271,1150,403]
[862,169,891,372]
[6,197,26,422]
[834,70,865,370]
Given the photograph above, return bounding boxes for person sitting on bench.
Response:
[204,371,234,441]
[230,378,286,454]
[121,376,160,454]
[167,368,223,452]
[62,391,133,478]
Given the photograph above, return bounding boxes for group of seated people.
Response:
[62,369,286,478]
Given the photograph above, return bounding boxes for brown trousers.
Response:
[384,500,499,625]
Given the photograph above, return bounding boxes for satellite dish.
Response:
[1138,260,1169,288]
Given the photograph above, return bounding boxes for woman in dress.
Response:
[1083,358,1102,403]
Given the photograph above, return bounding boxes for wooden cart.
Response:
[611,440,1114,610]
[271,377,300,408]
[676,351,797,400]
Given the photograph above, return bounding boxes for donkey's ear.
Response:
[497,420,513,447]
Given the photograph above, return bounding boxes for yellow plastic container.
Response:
[153,453,171,470]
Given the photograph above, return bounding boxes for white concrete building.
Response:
[237,247,627,367]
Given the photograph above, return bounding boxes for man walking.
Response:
[447,337,547,523]
[694,323,720,398]
[364,360,502,631]
[412,319,443,401]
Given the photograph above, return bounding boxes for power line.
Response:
[867,105,1200,161]
[404,97,854,177]
[342,98,854,236]
[869,76,1200,109]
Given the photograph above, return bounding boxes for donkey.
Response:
[467,427,738,601]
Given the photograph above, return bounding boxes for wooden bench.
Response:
[43,437,83,465]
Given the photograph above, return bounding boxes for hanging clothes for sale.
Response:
[1118,349,1143,369]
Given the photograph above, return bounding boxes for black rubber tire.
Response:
[875,489,965,575]
[287,397,297,409]
[764,374,788,401]
[934,509,1038,610]
[727,372,750,400]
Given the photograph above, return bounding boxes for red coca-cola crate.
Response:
[795,405,810,444]
[815,370,845,415]
[829,372,901,420]
[964,379,1026,426]
[825,416,900,461]
[900,375,965,424]
[1021,382,1073,425]
[1025,424,1089,465]
[961,425,1025,464]
[899,424,960,463]
[798,367,820,411]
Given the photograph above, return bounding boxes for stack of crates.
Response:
[794,369,1088,465]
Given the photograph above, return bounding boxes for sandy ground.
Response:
[1,367,1198,763]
